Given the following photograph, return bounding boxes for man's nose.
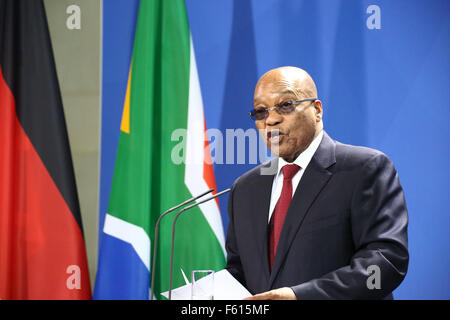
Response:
[265,108,282,126]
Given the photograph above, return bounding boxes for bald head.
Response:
[255,66,318,101]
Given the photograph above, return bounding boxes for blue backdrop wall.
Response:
[99,0,450,299]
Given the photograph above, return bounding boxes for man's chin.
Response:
[273,148,300,163]
[267,144,280,156]
[269,146,289,159]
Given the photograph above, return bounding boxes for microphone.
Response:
[150,188,214,300]
[168,188,231,300]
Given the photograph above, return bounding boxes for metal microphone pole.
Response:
[168,188,231,300]
[150,188,214,300]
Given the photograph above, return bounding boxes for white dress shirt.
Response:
[268,130,324,222]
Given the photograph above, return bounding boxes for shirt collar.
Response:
[276,130,324,175]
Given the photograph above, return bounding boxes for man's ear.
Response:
[314,100,323,120]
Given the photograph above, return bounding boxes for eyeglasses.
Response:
[249,98,317,121]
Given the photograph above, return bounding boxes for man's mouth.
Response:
[267,130,284,144]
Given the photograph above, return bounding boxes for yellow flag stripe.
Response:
[120,65,132,134]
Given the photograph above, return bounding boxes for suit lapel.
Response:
[251,158,278,283]
[268,132,336,288]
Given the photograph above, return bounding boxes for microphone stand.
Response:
[150,188,214,300]
[168,188,231,300]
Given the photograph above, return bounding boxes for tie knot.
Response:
[282,164,300,180]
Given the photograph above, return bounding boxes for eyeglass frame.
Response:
[248,98,318,121]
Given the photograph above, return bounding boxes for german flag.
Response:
[0,0,91,299]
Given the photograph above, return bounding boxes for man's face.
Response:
[253,80,320,162]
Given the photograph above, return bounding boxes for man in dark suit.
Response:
[225,66,409,299]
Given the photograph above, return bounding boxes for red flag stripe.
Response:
[203,118,220,207]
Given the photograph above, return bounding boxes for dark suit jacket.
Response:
[225,131,409,299]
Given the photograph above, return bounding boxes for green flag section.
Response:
[94,0,226,299]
